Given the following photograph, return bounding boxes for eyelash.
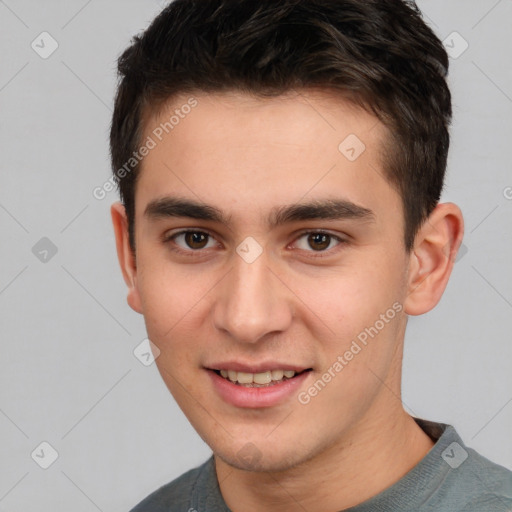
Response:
[162,229,347,259]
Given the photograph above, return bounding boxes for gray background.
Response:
[1,0,511,510]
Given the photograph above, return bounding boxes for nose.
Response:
[212,249,293,344]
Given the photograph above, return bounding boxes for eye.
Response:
[164,230,218,254]
[292,230,345,256]
[163,229,346,259]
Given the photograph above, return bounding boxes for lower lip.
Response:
[207,369,311,409]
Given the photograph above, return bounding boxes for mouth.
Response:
[211,368,312,387]
[205,363,314,408]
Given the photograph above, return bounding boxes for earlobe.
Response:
[110,202,143,314]
[404,203,464,316]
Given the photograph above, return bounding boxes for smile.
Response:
[207,367,313,408]
[214,369,308,387]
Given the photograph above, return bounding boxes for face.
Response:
[126,89,413,472]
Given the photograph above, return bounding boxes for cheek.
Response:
[296,256,406,392]
[297,259,403,338]
[136,256,212,340]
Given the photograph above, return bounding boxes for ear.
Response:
[110,202,143,314]
[404,202,464,316]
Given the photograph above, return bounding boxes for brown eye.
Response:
[165,230,217,254]
[292,230,345,257]
[307,233,331,251]
[183,231,209,249]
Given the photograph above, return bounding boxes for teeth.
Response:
[219,369,298,385]
[254,371,272,384]
[271,369,284,380]
[237,372,253,384]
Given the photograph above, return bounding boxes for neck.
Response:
[215,408,434,512]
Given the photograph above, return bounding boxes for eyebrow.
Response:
[144,196,375,228]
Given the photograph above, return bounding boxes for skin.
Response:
[111,89,464,512]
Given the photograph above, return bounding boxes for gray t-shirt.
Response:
[130,419,512,511]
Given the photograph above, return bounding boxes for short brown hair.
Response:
[110,0,451,252]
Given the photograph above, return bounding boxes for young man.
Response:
[110,1,512,510]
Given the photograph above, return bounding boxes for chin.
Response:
[211,437,319,474]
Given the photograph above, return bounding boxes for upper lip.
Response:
[206,361,311,373]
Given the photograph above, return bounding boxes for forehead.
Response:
[135,89,400,231]
[146,88,385,143]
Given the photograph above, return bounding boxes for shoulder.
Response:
[129,459,209,512]
[412,419,512,511]
[444,446,512,511]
